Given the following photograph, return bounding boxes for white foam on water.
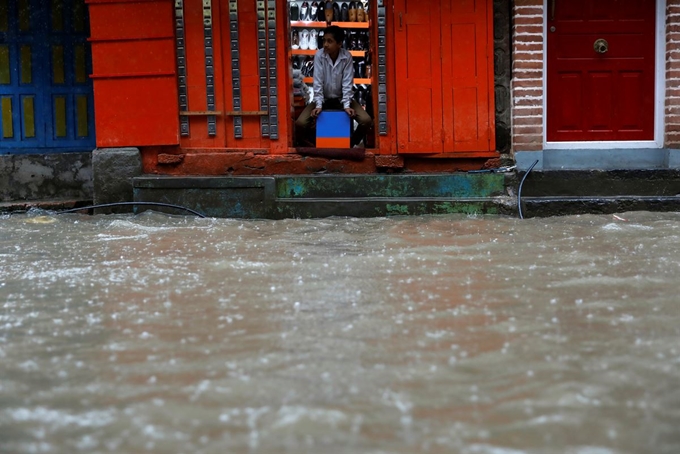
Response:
[7,407,116,428]
[272,406,348,428]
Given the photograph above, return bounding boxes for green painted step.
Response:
[276,174,507,199]
[133,173,511,219]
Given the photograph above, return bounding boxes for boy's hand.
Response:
[345,107,355,117]
[311,108,322,117]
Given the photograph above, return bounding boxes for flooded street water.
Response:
[1,210,679,454]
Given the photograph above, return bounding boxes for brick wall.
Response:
[511,0,544,152]
[666,0,680,147]
[512,0,679,150]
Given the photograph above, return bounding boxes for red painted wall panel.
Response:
[88,0,179,147]
[93,77,179,147]
[88,0,174,41]
[91,40,176,77]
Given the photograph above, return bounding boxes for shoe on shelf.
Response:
[324,1,334,23]
[317,29,325,49]
[344,32,352,50]
[357,60,365,78]
[301,57,314,76]
[350,31,359,50]
[359,30,369,49]
[310,2,318,20]
[309,29,318,50]
[341,3,349,22]
[318,1,326,21]
[333,2,340,21]
[300,1,309,21]
[292,29,300,49]
[300,29,310,50]
[290,2,299,20]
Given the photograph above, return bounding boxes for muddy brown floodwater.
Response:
[1,210,679,453]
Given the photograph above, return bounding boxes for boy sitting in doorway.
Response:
[295,25,372,147]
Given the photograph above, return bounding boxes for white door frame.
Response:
[543,0,666,149]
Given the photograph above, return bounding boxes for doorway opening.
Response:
[287,1,376,149]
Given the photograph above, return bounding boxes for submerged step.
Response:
[275,197,513,218]
[519,170,680,198]
[133,174,511,219]
[521,195,680,218]
[276,174,507,199]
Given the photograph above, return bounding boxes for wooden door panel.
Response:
[586,72,614,131]
[556,34,648,59]
[553,73,582,131]
[451,24,476,80]
[441,0,491,152]
[547,0,655,142]
[394,0,442,153]
[407,87,436,145]
[559,1,650,26]
[452,87,480,144]
[619,72,645,129]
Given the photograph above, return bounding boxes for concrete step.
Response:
[516,169,680,217]
[515,148,680,171]
[275,197,514,218]
[133,174,511,219]
[0,198,92,214]
[519,170,680,198]
[275,174,507,199]
[521,195,680,218]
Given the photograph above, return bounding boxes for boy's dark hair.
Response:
[324,25,345,44]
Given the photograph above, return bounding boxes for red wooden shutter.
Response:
[441,0,494,152]
[394,0,444,153]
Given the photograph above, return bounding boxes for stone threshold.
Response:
[515,148,680,171]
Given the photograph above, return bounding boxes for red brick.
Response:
[512,116,543,127]
[512,126,543,135]
[513,60,544,70]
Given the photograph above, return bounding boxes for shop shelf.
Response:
[303,77,372,85]
[292,49,366,57]
[290,21,369,28]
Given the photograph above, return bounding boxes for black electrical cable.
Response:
[517,159,539,220]
[57,202,207,218]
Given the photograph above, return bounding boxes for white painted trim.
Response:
[542,0,667,149]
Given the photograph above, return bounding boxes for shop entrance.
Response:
[546,0,656,142]
[393,0,494,154]
[289,1,374,148]
[0,0,95,151]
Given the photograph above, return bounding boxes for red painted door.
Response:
[394,0,494,154]
[547,0,656,142]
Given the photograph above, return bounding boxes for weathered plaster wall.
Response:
[0,153,92,204]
